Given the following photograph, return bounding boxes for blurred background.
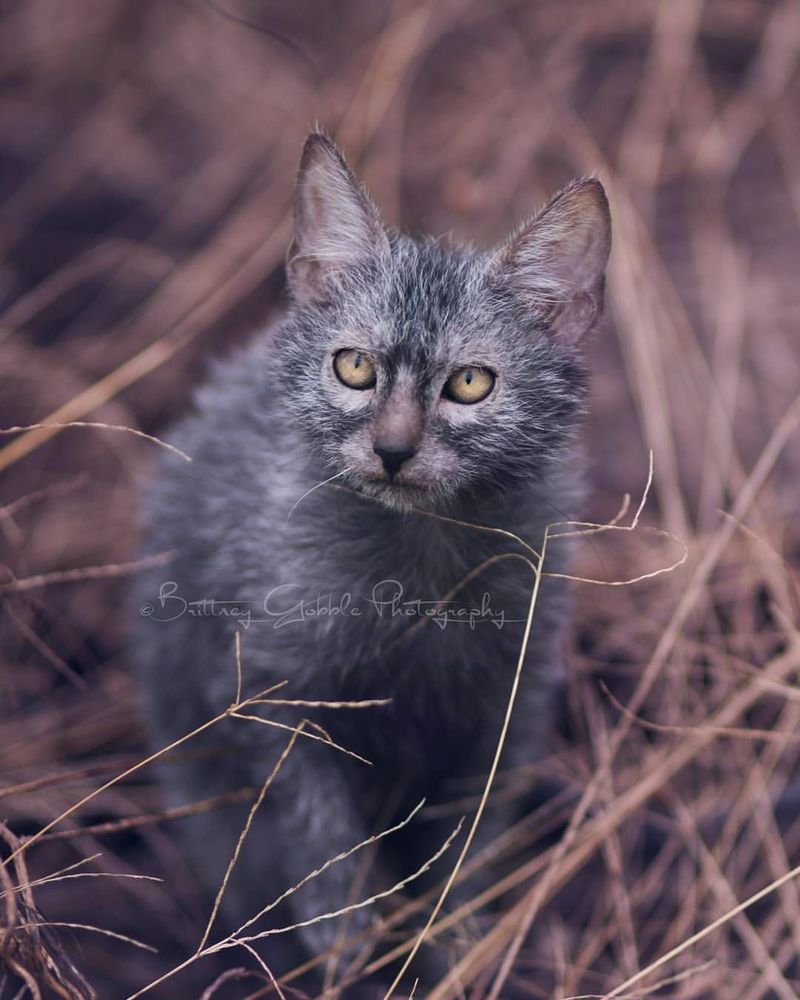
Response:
[1,1,799,997]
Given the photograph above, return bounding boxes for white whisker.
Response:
[285,467,352,525]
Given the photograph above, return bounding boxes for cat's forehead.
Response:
[392,238,477,316]
[369,238,489,356]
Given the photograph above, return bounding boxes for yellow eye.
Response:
[333,349,377,389]
[443,366,495,404]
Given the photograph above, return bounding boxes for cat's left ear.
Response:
[487,178,611,344]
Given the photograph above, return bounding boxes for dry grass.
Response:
[1,0,800,996]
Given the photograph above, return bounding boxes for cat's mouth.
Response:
[363,476,426,492]
[357,475,433,508]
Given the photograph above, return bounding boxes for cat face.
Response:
[277,132,611,513]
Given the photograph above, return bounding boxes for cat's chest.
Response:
[226,489,544,695]
[263,529,533,687]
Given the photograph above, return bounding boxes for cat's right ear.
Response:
[286,131,389,304]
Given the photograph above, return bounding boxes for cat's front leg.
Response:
[234,730,390,982]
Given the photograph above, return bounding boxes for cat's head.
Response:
[276,131,611,513]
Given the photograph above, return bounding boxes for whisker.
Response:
[285,467,353,525]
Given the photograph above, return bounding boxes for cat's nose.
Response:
[373,444,416,479]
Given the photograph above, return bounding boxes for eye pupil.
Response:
[354,354,362,368]
[464,369,473,385]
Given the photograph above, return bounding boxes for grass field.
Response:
[1,1,800,996]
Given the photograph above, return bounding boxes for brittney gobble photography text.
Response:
[140,579,511,631]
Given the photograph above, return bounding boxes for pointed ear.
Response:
[487,178,611,344]
[286,131,389,304]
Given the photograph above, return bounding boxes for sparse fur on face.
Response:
[133,130,611,989]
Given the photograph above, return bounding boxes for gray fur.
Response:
[133,131,611,986]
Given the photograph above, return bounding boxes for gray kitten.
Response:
[134,131,610,988]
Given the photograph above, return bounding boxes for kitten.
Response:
[133,131,611,987]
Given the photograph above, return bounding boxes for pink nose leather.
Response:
[372,389,424,477]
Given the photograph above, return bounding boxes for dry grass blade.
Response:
[0,422,192,462]
[382,535,544,997]
[0,822,96,999]
[0,552,175,594]
[197,722,308,952]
